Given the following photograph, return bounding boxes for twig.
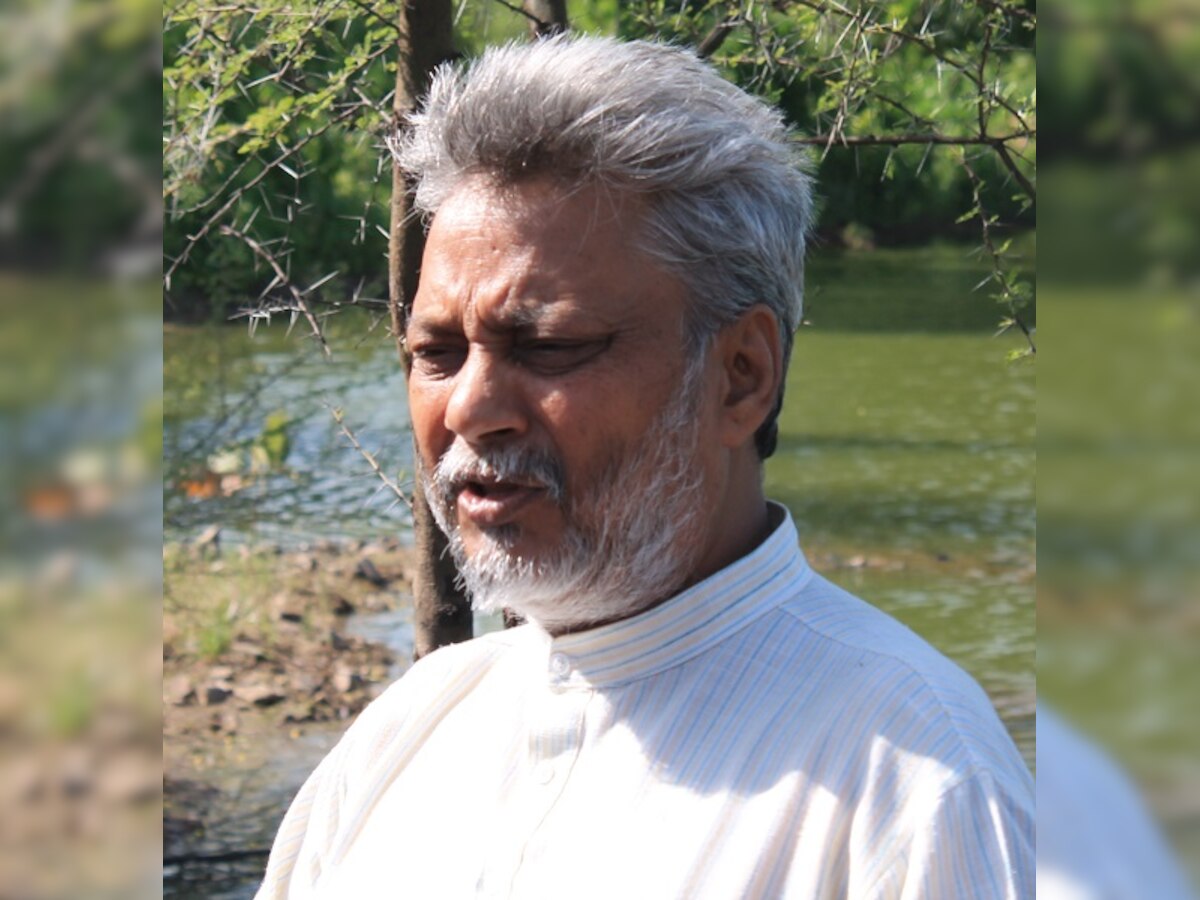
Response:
[489,0,547,28]
[960,152,1035,356]
[994,141,1036,202]
[786,0,1034,138]
[344,0,402,35]
[971,0,1035,21]
[219,224,331,357]
[166,100,363,286]
[698,18,740,58]
[793,131,1032,147]
[329,407,413,511]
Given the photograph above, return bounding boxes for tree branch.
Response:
[995,140,1036,203]
[960,152,1035,356]
[697,18,739,58]
[489,0,547,29]
[165,99,362,287]
[219,224,330,358]
[329,407,412,511]
[793,131,1032,147]
[785,0,1034,136]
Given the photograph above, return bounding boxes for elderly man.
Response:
[257,35,1033,899]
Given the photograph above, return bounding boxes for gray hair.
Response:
[392,34,813,459]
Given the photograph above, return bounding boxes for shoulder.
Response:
[768,571,1030,791]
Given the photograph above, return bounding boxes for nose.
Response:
[443,348,528,444]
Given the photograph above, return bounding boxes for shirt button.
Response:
[549,653,570,678]
[533,761,555,785]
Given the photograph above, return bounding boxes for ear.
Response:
[714,305,783,450]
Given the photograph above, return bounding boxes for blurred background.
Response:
[0,0,161,897]
[1039,0,1200,895]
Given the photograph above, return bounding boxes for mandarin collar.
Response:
[529,502,812,688]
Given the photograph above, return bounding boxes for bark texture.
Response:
[522,0,569,37]
[389,0,471,661]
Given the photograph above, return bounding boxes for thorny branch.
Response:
[165,99,363,287]
[488,0,548,30]
[960,152,1036,357]
[793,131,1033,147]
[164,11,398,286]
[219,224,331,357]
[329,407,413,511]
[780,0,1036,199]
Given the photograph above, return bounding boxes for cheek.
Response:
[528,385,609,467]
[407,385,451,461]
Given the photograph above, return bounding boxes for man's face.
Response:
[405,178,721,630]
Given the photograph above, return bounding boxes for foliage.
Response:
[0,0,160,271]
[163,0,1035,347]
[164,0,401,311]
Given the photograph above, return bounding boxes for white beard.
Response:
[422,365,707,634]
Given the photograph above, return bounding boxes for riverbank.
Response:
[163,533,418,872]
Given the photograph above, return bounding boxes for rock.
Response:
[61,745,94,797]
[271,591,305,623]
[283,703,316,725]
[353,557,388,588]
[233,682,285,707]
[292,672,323,696]
[165,674,195,707]
[230,638,266,662]
[292,553,318,572]
[203,683,233,706]
[210,710,239,735]
[328,593,355,616]
[209,665,235,681]
[332,664,361,694]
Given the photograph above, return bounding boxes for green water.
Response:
[164,245,1036,767]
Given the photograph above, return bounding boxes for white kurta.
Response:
[257,507,1033,899]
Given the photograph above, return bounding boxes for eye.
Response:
[410,343,466,377]
[515,338,610,374]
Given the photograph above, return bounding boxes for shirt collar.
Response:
[536,502,812,688]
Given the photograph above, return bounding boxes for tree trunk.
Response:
[522,0,569,37]
[389,0,471,661]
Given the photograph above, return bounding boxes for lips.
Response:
[455,477,546,527]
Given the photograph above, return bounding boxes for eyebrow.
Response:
[407,299,559,337]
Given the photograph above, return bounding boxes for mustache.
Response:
[429,441,566,504]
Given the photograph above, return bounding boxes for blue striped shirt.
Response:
[257,505,1033,898]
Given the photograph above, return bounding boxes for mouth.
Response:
[455,477,547,527]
